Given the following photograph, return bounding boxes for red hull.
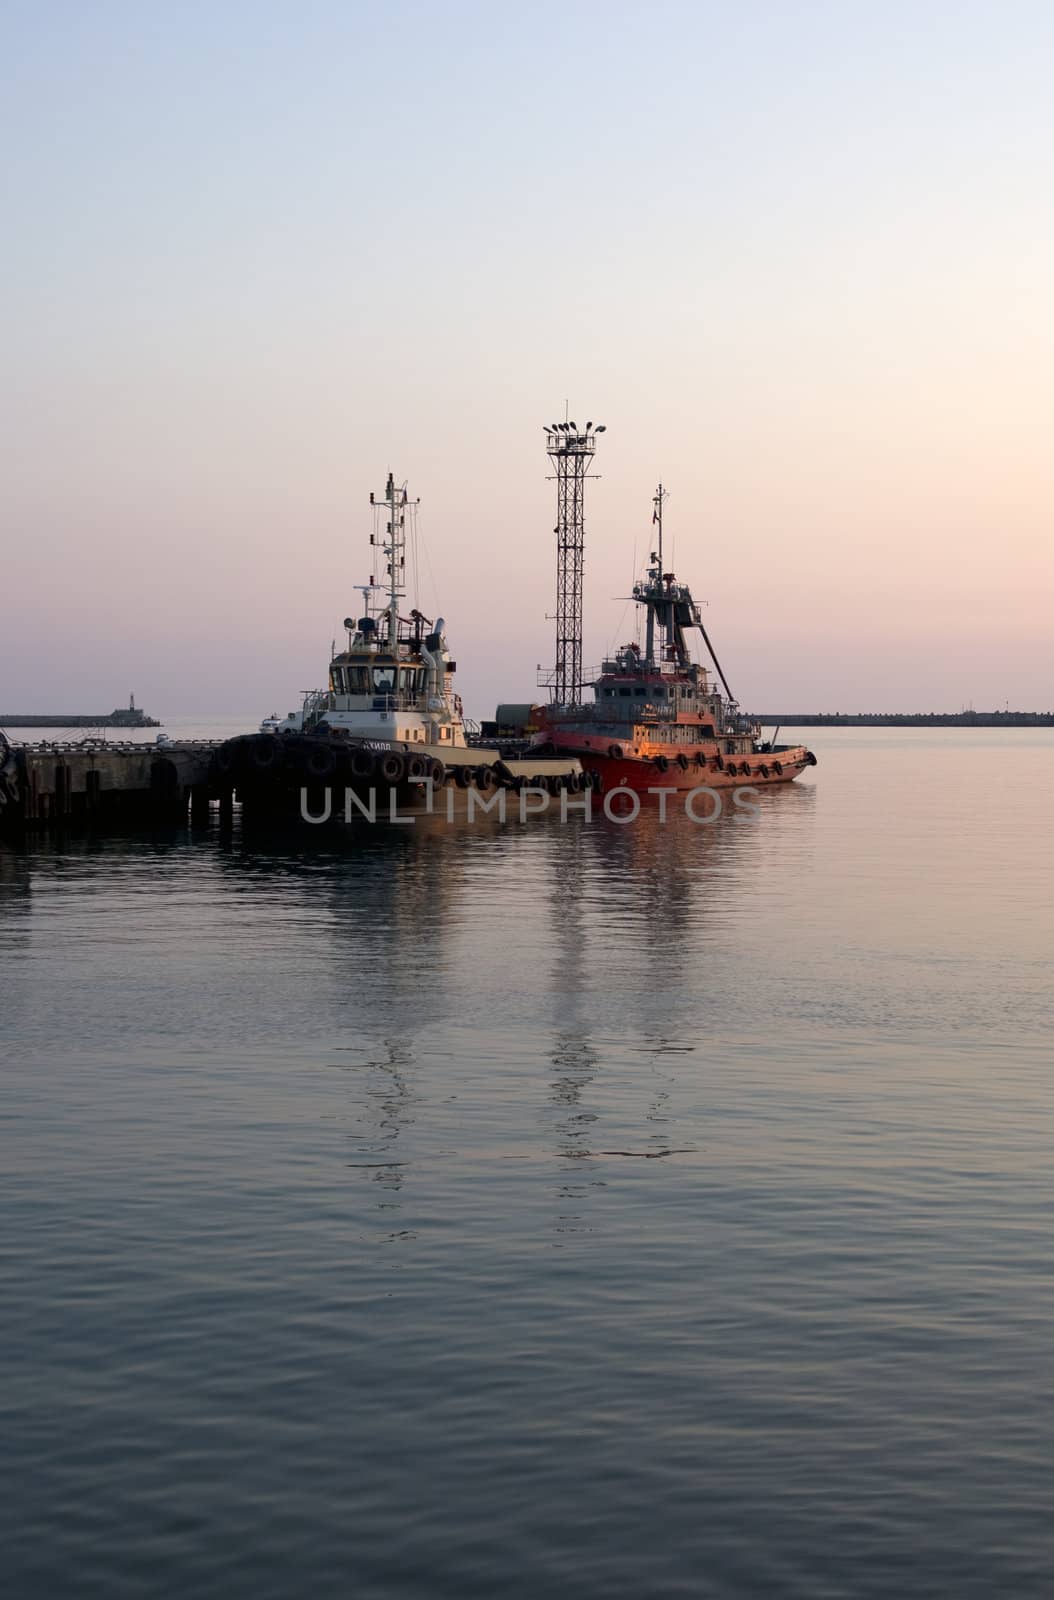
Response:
[539,732,814,793]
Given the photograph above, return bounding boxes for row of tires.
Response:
[642,749,785,779]
[213,738,593,795]
[558,742,794,779]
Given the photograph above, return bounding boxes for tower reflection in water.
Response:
[220,789,810,1241]
[540,800,773,1235]
[545,821,603,1235]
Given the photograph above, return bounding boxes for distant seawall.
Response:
[753,712,1054,727]
[1,710,161,729]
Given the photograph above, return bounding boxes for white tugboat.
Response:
[261,473,471,752]
[214,473,584,818]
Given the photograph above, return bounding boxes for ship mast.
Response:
[369,473,417,650]
[645,482,668,666]
[654,481,665,573]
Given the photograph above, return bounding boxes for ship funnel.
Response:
[420,620,447,702]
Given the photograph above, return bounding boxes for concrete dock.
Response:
[0,740,223,832]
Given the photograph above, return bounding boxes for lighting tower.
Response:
[542,419,605,706]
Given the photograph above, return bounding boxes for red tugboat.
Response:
[533,484,816,793]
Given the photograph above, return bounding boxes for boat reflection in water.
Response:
[3,776,814,1255]
[218,787,812,1240]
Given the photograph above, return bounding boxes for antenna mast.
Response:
[542,418,604,706]
[653,482,666,573]
[645,482,668,666]
[369,473,418,650]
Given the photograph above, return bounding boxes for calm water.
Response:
[3,728,1053,1598]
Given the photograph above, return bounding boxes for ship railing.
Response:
[589,661,687,680]
[304,688,461,724]
[300,689,331,730]
[12,738,231,753]
[366,693,428,712]
[365,690,459,715]
[552,700,683,722]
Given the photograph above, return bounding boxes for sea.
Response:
[3,724,1052,1598]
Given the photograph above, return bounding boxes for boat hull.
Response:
[212,732,590,825]
[537,732,815,793]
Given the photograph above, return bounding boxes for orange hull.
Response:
[540,732,815,793]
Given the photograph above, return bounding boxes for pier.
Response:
[0,740,224,832]
[0,733,585,834]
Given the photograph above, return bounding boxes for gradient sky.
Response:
[2,0,1051,717]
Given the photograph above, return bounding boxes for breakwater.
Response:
[0,707,160,729]
[753,712,1054,727]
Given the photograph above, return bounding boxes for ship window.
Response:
[635,687,645,697]
[372,666,396,693]
[398,667,419,693]
[618,687,631,698]
[332,667,347,694]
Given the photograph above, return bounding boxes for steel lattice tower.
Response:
[543,419,604,706]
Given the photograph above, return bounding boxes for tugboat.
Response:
[215,474,585,816]
[257,474,469,753]
[533,484,816,792]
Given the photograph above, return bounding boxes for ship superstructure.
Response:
[263,473,468,749]
[535,482,817,789]
[230,471,586,818]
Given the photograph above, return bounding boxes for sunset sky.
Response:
[3,1,1051,717]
